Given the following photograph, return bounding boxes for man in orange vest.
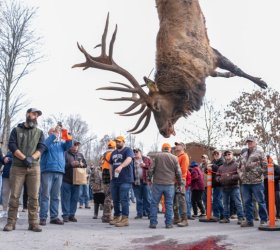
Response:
[173,142,189,227]
[100,140,116,223]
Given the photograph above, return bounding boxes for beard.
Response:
[26,115,38,128]
[116,144,123,150]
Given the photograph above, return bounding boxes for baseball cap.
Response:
[190,161,199,168]
[162,143,171,151]
[223,150,233,156]
[175,142,185,148]
[107,140,116,149]
[212,149,220,155]
[201,154,208,158]
[73,140,81,146]
[115,136,125,142]
[26,108,42,116]
[245,135,257,143]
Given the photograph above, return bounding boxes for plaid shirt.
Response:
[134,156,152,185]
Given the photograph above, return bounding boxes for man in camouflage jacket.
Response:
[238,135,268,227]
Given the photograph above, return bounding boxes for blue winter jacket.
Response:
[40,134,72,174]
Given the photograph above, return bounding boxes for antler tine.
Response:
[115,99,143,115]
[100,97,138,102]
[110,81,133,89]
[119,104,146,116]
[131,112,152,134]
[97,86,138,93]
[127,109,152,134]
[109,24,117,60]
[72,43,90,70]
[127,109,151,133]
[101,12,110,57]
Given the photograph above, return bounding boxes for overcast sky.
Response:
[19,0,280,153]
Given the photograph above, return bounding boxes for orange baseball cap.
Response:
[107,140,116,149]
[115,135,125,142]
[162,143,171,151]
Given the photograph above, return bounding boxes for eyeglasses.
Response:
[133,150,139,153]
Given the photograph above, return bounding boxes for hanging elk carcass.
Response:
[73,0,267,138]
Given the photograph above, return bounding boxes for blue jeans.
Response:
[111,182,131,217]
[185,187,192,217]
[241,183,268,223]
[40,172,63,220]
[133,182,151,217]
[129,187,135,202]
[79,184,90,206]
[61,181,80,218]
[144,185,152,216]
[213,187,224,218]
[222,187,244,219]
[0,176,2,204]
[150,184,175,226]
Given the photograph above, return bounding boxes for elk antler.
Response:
[72,13,152,134]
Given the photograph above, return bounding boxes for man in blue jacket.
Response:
[39,125,72,226]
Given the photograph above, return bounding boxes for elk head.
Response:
[72,14,181,138]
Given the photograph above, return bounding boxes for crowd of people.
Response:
[0,108,280,232]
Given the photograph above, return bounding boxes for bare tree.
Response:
[179,99,225,150]
[224,88,280,163]
[0,0,42,150]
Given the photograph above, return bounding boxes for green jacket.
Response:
[8,123,46,167]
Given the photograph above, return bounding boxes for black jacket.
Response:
[63,149,87,185]
[264,163,280,191]
[208,158,224,187]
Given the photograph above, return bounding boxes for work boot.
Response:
[219,218,230,223]
[115,216,129,227]
[93,204,99,219]
[240,221,254,227]
[101,216,112,223]
[50,218,64,225]
[109,216,122,225]
[28,224,42,232]
[237,218,245,225]
[173,217,182,225]
[69,216,78,222]
[63,217,69,223]
[3,223,16,232]
[177,218,189,227]
[39,219,46,226]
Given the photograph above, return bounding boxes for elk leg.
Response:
[210,71,235,78]
[212,48,267,89]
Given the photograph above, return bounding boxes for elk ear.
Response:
[143,76,159,93]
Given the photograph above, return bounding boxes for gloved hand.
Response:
[23,156,34,168]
